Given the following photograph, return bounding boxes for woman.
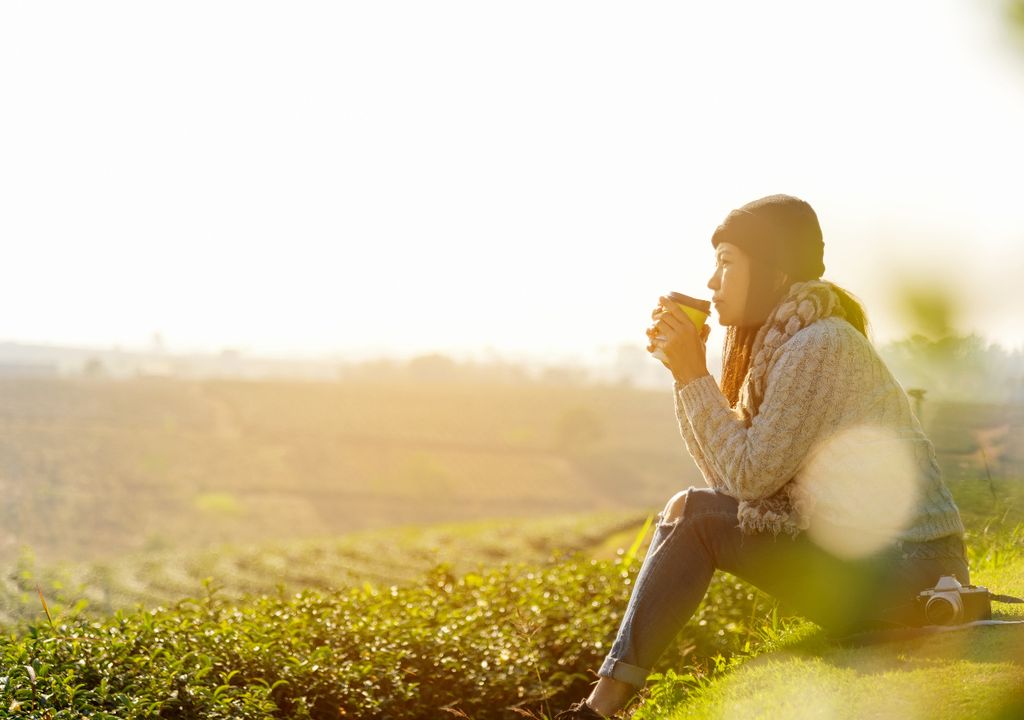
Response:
[555,194,969,720]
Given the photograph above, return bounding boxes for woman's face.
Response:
[706,242,750,326]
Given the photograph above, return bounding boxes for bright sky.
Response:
[2,1,1022,366]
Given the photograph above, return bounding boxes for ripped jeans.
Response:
[598,487,970,688]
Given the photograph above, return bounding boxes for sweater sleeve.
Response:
[675,325,850,501]
[672,380,730,491]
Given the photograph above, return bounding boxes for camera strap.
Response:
[988,592,1024,604]
[834,617,1024,647]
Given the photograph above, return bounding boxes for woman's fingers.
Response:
[651,299,707,349]
[658,313,680,333]
[659,297,691,324]
[646,308,671,337]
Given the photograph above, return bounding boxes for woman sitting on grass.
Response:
[555,194,969,719]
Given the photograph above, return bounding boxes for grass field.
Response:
[626,538,1024,720]
[0,376,1021,717]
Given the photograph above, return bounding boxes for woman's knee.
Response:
[659,487,736,523]
[660,490,690,522]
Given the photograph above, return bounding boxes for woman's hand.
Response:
[646,296,711,385]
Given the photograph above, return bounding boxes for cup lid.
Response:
[666,291,711,313]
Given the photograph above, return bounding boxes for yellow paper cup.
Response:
[651,291,712,362]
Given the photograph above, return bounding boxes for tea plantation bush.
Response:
[0,551,768,719]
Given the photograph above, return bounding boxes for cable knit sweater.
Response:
[673,280,965,549]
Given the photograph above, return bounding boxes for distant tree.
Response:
[338,355,537,385]
[460,359,531,385]
[406,353,460,382]
[538,365,588,386]
[340,357,401,382]
[880,333,1023,403]
[82,357,107,378]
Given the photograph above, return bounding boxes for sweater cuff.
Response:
[675,374,729,425]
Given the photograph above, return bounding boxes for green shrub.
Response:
[0,551,768,720]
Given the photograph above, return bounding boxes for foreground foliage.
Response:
[0,548,768,720]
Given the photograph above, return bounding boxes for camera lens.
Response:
[925,596,959,625]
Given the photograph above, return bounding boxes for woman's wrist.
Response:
[673,369,711,387]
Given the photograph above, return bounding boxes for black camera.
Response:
[915,575,991,626]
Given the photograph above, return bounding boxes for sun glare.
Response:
[798,424,921,559]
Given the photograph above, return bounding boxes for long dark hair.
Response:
[719,281,870,408]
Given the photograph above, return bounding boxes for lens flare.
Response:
[796,424,920,559]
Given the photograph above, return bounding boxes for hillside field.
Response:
[1,375,1020,567]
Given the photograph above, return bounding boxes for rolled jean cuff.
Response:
[598,655,649,688]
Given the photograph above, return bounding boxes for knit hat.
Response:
[711,194,827,326]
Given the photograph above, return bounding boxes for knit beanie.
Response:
[711,194,827,326]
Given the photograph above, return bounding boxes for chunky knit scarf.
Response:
[733,279,848,537]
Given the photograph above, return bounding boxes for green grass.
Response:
[646,633,1023,719]
[626,519,1024,720]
